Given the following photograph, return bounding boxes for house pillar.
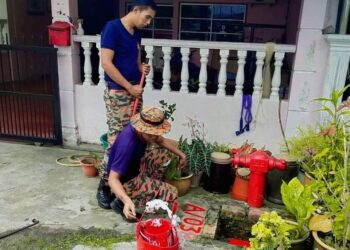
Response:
[51,0,81,146]
[323,35,350,101]
[284,0,336,138]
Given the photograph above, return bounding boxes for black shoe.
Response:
[96,179,112,209]
[110,198,124,214]
[111,199,140,223]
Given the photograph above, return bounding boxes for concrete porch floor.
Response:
[0,141,248,249]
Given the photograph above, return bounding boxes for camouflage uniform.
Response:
[100,88,142,180]
[123,144,178,211]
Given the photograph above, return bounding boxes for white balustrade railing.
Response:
[73,35,296,99]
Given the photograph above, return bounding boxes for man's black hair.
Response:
[131,0,157,11]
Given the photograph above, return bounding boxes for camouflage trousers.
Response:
[123,144,178,212]
[99,88,142,179]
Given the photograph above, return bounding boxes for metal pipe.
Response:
[339,0,350,34]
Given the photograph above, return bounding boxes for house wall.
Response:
[285,0,333,137]
[53,0,338,151]
[120,0,296,44]
[75,84,290,154]
[6,0,51,45]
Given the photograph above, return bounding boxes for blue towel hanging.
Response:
[236,94,252,136]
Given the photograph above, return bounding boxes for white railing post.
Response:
[81,41,93,85]
[236,50,247,97]
[217,49,229,96]
[253,51,266,97]
[271,52,285,99]
[198,48,209,95]
[96,37,105,86]
[162,46,171,92]
[180,47,190,93]
[145,45,154,90]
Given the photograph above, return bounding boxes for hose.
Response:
[55,154,97,167]
[0,219,39,239]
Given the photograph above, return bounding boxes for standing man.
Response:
[97,0,157,209]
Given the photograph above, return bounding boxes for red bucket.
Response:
[136,218,179,250]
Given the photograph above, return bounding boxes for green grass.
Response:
[0,227,134,250]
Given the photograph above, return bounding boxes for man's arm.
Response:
[108,170,137,220]
[155,137,187,168]
[101,48,142,97]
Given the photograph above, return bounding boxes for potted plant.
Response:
[164,153,193,197]
[286,87,350,249]
[280,177,315,248]
[79,154,100,178]
[248,211,291,250]
[248,177,314,250]
[179,117,212,187]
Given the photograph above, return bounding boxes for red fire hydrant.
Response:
[233,150,286,208]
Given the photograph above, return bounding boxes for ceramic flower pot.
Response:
[312,231,336,250]
[231,168,250,202]
[265,157,299,205]
[166,172,193,197]
[80,157,98,177]
[190,170,203,188]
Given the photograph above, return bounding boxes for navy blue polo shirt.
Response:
[101,19,141,90]
[107,124,147,183]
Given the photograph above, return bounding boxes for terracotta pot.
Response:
[231,168,250,202]
[166,172,193,197]
[190,171,204,188]
[312,231,336,250]
[80,157,98,177]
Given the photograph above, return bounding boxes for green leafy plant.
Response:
[248,211,291,250]
[211,142,235,155]
[286,87,350,249]
[179,116,213,176]
[281,177,315,239]
[178,136,212,176]
[159,100,176,121]
[164,153,181,180]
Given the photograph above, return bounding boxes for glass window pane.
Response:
[154,19,172,30]
[157,6,173,18]
[181,32,209,41]
[181,5,211,18]
[181,19,210,32]
[213,5,245,20]
[212,20,243,33]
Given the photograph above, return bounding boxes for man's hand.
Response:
[127,84,143,97]
[123,200,137,220]
[178,154,187,169]
[141,63,150,76]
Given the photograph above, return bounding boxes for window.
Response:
[126,4,173,39]
[180,4,246,42]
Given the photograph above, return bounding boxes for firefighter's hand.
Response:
[127,84,143,97]
[178,154,187,169]
[141,63,150,76]
[123,200,137,220]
